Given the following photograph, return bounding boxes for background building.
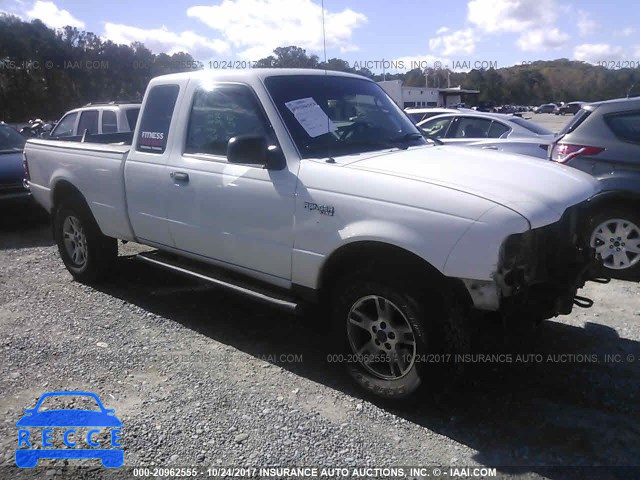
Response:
[377,80,479,108]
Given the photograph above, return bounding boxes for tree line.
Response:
[0,15,198,121]
[2,14,639,122]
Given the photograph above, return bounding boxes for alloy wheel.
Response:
[591,218,640,270]
[62,215,88,267]
[346,295,418,380]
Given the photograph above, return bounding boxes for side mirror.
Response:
[227,135,268,166]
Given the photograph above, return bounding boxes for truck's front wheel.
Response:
[53,201,117,283]
[332,273,467,400]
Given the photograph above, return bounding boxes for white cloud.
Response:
[467,0,556,34]
[429,28,476,56]
[517,28,569,51]
[614,27,635,37]
[186,0,367,59]
[0,0,25,17]
[26,1,84,29]
[467,0,571,52]
[103,23,229,58]
[436,26,449,35]
[574,43,626,63]
[577,10,597,36]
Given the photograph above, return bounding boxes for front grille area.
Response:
[497,202,599,319]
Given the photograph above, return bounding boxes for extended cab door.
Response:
[165,82,297,281]
[124,84,181,246]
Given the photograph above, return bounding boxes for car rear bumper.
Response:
[0,182,32,204]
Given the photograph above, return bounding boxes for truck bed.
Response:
[25,136,135,241]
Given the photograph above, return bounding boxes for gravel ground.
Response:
[1,203,639,480]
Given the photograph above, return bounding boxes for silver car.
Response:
[466,137,552,159]
[549,97,640,278]
[417,112,553,146]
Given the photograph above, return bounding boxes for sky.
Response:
[1,0,639,72]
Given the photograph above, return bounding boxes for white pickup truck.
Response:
[25,69,602,399]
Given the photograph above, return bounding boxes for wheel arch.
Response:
[586,189,640,212]
[51,180,107,236]
[52,179,89,210]
[317,240,472,306]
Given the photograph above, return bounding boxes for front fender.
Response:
[443,205,530,281]
[292,213,479,290]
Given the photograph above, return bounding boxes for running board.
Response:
[136,251,299,313]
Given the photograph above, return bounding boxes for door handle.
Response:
[170,172,189,182]
[481,146,498,150]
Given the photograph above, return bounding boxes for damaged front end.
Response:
[495,203,603,321]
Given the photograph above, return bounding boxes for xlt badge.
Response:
[304,202,335,217]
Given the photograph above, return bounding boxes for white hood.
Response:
[345,145,601,228]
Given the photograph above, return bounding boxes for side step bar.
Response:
[136,251,299,313]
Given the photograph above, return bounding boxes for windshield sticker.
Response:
[285,97,337,138]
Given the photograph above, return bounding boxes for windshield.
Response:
[0,124,26,153]
[507,116,553,135]
[264,75,425,158]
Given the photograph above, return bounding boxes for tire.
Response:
[53,198,117,283]
[588,207,640,279]
[331,271,469,400]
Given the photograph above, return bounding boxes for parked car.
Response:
[556,102,585,116]
[25,69,601,400]
[466,137,552,159]
[534,103,557,114]
[417,112,553,145]
[404,107,460,124]
[0,123,30,205]
[49,102,140,139]
[549,97,640,278]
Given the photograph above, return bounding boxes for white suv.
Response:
[49,102,140,139]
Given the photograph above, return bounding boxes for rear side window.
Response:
[77,110,99,135]
[185,84,269,157]
[488,121,510,138]
[51,112,78,137]
[605,111,640,144]
[136,85,180,153]
[125,107,140,131]
[102,111,117,133]
[558,108,591,136]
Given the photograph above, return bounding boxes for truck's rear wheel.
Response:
[53,200,117,283]
[332,273,468,400]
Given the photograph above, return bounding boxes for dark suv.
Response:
[549,97,640,278]
[555,101,584,116]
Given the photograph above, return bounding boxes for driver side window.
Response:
[51,112,78,138]
[185,85,269,157]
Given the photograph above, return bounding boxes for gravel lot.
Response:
[1,143,639,479]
